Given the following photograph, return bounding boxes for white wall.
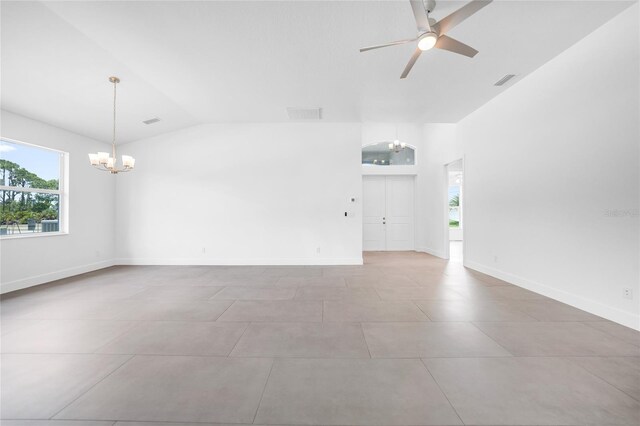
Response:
[115,123,363,265]
[416,124,460,257]
[458,5,639,329]
[0,110,116,293]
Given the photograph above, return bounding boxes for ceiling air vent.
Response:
[142,117,161,125]
[286,107,322,121]
[494,74,517,87]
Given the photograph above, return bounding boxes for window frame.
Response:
[0,137,69,239]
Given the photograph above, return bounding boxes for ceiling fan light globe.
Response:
[418,32,438,51]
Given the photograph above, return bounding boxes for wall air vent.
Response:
[286,107,322,120]
[494,74,517,87]
[142,117,161,125]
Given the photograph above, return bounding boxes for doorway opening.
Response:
[446,159,463,262]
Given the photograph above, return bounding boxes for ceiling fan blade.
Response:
[359,38,417,52]
[435,35,478,58]
[400,47,423,79]
[409,0,430,31]
[434,0,492,35]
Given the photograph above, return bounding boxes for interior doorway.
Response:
[363,175,415,251]
[446,159,464,262]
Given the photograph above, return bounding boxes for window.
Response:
[448,173,462,228]
[362,142,415,166]
[448,187,460,228]
[0,138,67,237]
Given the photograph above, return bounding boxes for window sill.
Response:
[0,232,69,241]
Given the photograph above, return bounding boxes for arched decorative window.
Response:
[362,142,415,166]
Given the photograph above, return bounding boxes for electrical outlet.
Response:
[623,288,633,299]
[494,255,498,263]
[202,247,206,254]
[316,247,321,254]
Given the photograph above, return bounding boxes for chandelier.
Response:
[388,139,407,153]
[88,76,135,174]
[388,124,407,153]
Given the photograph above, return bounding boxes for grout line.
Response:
[412,300,433,321]
[91,321,143,354]
[359,322,373,359]
[372,287,384,301]
[292,286,302,301]
[205,285,228,300]
[581,321,640,347]
[48,418,492,426]
[213,300,237,321]
[468,321,516,357]
[251,358,276,424]
[419,358,467,426]
[563,356,640,403]
[5,351,637,359]
[49,354,136,420]
[227,321,253,357]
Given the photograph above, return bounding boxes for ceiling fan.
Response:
[360,0,492,79]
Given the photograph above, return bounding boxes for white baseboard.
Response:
[464,260,640,331]
[416,246,448,259]
[0,257,363,294]
[115,257,364,266]
[0,259,116,294]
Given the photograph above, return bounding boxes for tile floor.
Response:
[1,249,639,426]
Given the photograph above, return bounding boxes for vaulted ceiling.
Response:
[1,1,634,143]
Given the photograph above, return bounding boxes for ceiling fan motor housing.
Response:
[425,0,437,14]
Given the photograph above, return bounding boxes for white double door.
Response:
[363,175,415,251]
